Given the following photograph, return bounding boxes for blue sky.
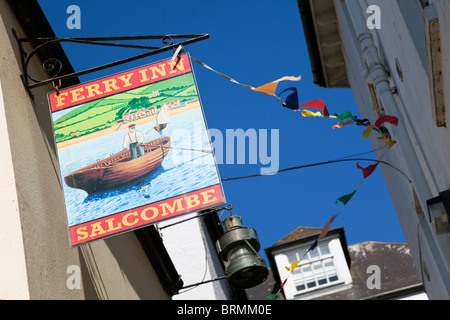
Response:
[37,0,406,260]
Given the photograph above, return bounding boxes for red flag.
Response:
[300,99,330,117]
[357,162,379,179]
[375,115,398,128]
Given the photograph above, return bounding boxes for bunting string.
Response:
[191,57,301,105]
[184,53,404,300]
[266,149,393,300]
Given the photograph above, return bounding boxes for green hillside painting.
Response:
[53,73,198,143]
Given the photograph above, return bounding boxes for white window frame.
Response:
[286,242,341,295]
[273,236,353,300]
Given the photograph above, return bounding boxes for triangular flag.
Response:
[300,99,329,117]
[375,115,398,128]
[253,76,301,96]
[279,87,299,110]
[363,125,375,139]
[270,281,282,294]
[334,111,357,120]
[357,162,379,179]
[336,190,357,205]
[332,120,355,129]
[319,215,337,240]
[308,240,318,252]
[355,118,371,126]
[301,109,323,117]
[286,261,300,272]
[384,139,396,148]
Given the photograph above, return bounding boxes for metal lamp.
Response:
[427,190,450,234]
[216,215,268,289]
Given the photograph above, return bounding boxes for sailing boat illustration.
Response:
[153,103,170,131]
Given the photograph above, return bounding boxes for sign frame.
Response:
[48,53,226,246]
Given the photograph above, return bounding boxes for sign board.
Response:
[49,53,225,246]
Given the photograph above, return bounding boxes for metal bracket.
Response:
[14,32,209,90]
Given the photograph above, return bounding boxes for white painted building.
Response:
[255,226,427,300]
[298,0,450,299]
[158,212,236,300]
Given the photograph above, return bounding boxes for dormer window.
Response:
[287,242,339,293]
[265,227,353,300]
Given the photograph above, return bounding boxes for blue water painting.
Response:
[57,107,223,227]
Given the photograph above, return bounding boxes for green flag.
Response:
[336,190,357,205]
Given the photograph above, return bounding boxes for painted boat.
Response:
[64,136,170,194]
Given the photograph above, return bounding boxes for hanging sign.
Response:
[49,53,226,246]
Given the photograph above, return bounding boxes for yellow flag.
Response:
[363,125,375,139]
[285,261,300,272]
[301,109,323,118]
[384,139,396,148]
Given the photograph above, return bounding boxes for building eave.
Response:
[298,0,350,88]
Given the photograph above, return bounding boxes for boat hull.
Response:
[64,136,170,194]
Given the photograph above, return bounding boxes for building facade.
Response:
[298,0,450,299]
[0,1,241,300]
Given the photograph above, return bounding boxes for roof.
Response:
[273,226,322,246]
[314,241,424,300]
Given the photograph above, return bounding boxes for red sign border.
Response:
[69,184,225,246]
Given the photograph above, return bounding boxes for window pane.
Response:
[323,259,334,270]
[329,275,339,283]
[309,249,319,259]
[312,261,323,271]
[296,284,306,291]
[302,265,312,278]
[306,280,316,289]
[319,243,330,256]
[287,254,297,264]
[318,278,327,285]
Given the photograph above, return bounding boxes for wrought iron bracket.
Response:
[13,32,209,91]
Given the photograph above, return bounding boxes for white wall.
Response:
[333,0,450,298]
[159,212,233,300]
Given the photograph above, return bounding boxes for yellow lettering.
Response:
[76,226,88,241]
[89,222,106,237]
[102,79,120,93]
[150,64,167,79]
[200,189,217,205]
[56,92,69,107]
[160,199,185,216]
[139,69,150,82]
[118,73,134,87]
[169,58,185,73]
[122,212,139,226]
[185,194,200,209]
[85,83,103,98]
[70,88,85,103]
[105,218,122,232]
[141,207,159,221]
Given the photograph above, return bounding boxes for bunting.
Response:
[267,159,382,300]
[190,56,301,105]
[183,54,401,300]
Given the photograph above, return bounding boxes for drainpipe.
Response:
[344,0,450,294]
